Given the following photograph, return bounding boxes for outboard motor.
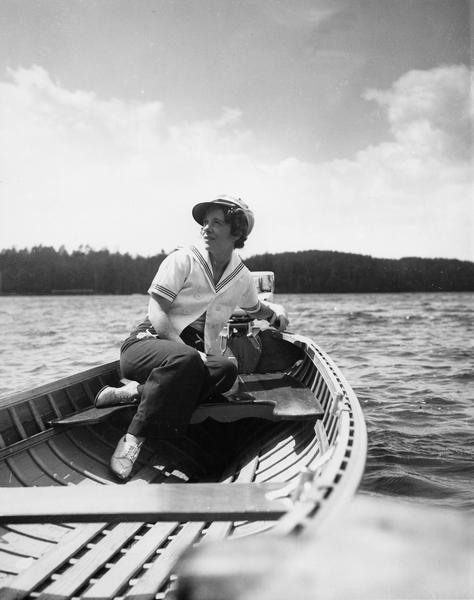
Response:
[219,271,275,374]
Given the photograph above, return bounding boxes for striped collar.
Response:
[191,243,245,294]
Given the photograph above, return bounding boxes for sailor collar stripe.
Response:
[216,261,245,293]
[191,246,214,286]
[191,246,245,294]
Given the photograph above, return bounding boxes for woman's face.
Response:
[201,207,238,256]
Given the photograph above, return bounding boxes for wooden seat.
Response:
[0,482,290,524]
[49,372,323,428]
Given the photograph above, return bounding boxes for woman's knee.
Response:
[223,359,238,388]
[168,346,205,375]
[223,357,238,379]
[208,355,238,387]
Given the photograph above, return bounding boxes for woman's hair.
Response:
[223,207,248,248]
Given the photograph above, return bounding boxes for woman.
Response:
[96,195,289,479]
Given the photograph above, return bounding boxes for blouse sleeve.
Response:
[238,271,260,313]
[147,248,191,302]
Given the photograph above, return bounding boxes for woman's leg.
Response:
[179,326,238,401]
[200,354,238,400]
[111,338,207,479]
[121,338,206,439]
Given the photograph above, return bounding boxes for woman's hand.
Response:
[252,301,290,332]
[268,303,290,332]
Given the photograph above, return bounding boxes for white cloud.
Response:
[265,3,339,29]
[0,64,472,260]
[365,65,471,162]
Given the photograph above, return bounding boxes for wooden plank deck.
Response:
[81,522,178,599]
[0,523,107,600]
[123,522,204,600]
[36,522,144,600]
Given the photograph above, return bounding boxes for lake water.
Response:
[0,292,472,510]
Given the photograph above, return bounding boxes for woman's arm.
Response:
[250,300,290,332]
[148,295,208,362]
[147,295,184,344]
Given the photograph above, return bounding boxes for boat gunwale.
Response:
[0,361,120,410]
[268,333,367,534]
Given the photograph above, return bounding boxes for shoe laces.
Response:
[121,440,141,462]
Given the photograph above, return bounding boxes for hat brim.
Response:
[192,202,212,225]
[192,199,242,225]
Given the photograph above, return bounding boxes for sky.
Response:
[0,0,472,260]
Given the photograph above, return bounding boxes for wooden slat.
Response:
[82,522,178,599]
[201,457,261,543]
[37,522,143,600]
[125,522,204,600]
[0,523,106,600]
[0,483,290,524]
[82,453,260,598]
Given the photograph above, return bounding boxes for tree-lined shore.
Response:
[0,246,472,295]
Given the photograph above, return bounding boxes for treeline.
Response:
[0,246,166,295]
[245,250,474,293]
[0,246,472,295]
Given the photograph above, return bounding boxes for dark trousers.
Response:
[120,334,237,438]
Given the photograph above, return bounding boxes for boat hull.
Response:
[0,333,366,599]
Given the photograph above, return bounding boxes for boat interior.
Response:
[0,330,363,599]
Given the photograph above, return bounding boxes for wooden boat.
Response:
[0,282,367,599]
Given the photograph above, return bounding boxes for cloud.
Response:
[365,64,471,162]
[263,2,340,29]
[0,64,472,260]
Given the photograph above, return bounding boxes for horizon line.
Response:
[0,244,472,264]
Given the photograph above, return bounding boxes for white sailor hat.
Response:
[192,195,255,235]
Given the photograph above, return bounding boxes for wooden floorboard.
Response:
[124,522,204,600]
[82,522,178,599]
[0,523,106,600]
[37,522,144,600]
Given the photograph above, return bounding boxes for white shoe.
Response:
[95,382,139,408]
[110,435,143,479]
